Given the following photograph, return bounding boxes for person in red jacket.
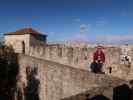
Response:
[91,46,105,73]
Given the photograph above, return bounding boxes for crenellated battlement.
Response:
[25,44,133,79]
[28,44,90,69]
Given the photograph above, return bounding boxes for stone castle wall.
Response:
[26,44,133,79]
[28,45,90,70]
[18,54,127,100]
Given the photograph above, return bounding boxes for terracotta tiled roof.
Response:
[5,28,47,36]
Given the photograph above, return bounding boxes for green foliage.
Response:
[0,45,19,100]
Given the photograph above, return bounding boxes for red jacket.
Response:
[93,50,105,63]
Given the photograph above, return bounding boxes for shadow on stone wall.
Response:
[90,94,110,100]
[113,84,132,100]
[25,67,40,100]
[0,45,19,100]
[61,82,133,100]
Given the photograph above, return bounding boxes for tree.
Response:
[0,44,19,100]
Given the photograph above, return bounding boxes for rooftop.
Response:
[4,28,47,36]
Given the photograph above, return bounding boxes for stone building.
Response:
[4,28,47,54]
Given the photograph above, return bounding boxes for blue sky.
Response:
[0,0,133,44]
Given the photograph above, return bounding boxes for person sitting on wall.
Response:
[90,46,105,73]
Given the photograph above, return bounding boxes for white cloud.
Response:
[80,24,89,33]
[60,24,90,44]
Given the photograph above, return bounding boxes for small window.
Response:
[22,41,25,54]
[58,47,62,57]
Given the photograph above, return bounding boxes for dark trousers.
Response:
[90,62,103,73]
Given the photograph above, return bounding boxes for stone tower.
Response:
[4,28,47,54]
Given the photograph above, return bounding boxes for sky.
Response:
[0,0,133,44]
